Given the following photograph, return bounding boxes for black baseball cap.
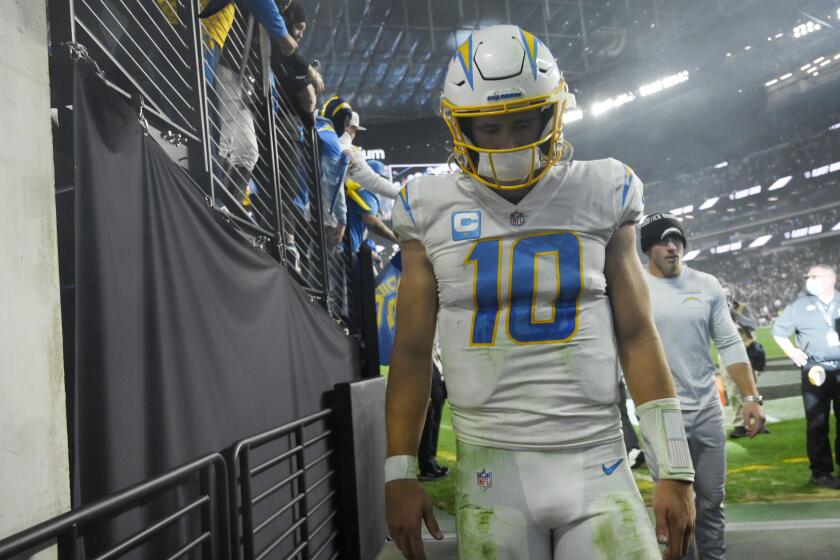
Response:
[640,213,687,253]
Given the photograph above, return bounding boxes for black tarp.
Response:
[72,62,359,552]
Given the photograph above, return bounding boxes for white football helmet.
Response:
[440,25,576,190]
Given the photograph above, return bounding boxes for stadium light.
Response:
[749,234,773,248]
[814,57,825,64]
[768,175,792,190]
[683,249,701,261]
[564,109,583,123]
[591,93,636,116]
[832,221,840,232]
[670,204,694,216]
[714,242,742,254]
[789,224,823,239]
[801,63,812,71]
[811,164,830,177]
[699,197,719,210]
[729,185,761,200]
[638,71,690,97]
[714,161,728,169]
[780,73,793,80]
[765,78,778,87]
[775,32,784,39]
[794,21,821,38]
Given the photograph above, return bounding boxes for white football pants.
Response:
[456,438,660,559]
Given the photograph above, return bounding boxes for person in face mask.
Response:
[773,264,840,490]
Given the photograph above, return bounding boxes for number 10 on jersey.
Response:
[465,232,583,345]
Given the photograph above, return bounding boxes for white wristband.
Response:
[385,455,418,483]
[637,398,695,482]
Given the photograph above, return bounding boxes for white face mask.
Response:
[806,277,823,297]
[476,148,537,184]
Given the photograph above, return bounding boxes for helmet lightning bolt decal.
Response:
[520,29,539,80]
[455,36,475,90]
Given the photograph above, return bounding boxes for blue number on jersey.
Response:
[466,232,582,345]
[464,238,502,345]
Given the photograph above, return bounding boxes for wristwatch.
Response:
[744,394,763,405]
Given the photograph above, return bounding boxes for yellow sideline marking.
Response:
[728,465,772,474]
[781,456,810,464]
[636,480,655,491]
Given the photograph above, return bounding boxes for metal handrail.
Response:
[230,408,338,560]
[0,453,230,560]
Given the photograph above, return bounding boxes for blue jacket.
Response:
[315,117,348,226]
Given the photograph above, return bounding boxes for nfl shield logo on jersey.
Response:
[477,469,493,490]
[507,210,526,226]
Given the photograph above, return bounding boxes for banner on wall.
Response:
[73,62,359,555]
[374,252,402,366]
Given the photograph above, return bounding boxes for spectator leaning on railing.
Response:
[271,1,319,128]
[335,108,401,200]
[316,97,353,246]
[201,1,324,93]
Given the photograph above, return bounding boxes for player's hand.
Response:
[787,348,809,367]
[386,479,444,560]
[652,479,695,560]
[742,402,766,437]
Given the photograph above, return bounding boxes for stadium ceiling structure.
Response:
[301,0,777,122]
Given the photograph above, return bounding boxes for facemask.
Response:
[476,148,537,184]
[806,278,822,297]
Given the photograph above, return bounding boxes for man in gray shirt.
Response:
[772,264,840,490]
[641,213,766,560]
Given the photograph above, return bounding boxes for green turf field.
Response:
[420,402,838,515]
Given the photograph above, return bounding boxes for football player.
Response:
[385,25,695,560]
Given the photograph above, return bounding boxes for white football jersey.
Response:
[392,159,644,450]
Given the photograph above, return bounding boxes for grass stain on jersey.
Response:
[593,494,654,560]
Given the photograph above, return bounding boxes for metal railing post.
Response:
[186,0,212,188]
[295,424,311,556]
[267,91,288,265]
[240,448,256,560]
[310,130,332,310]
